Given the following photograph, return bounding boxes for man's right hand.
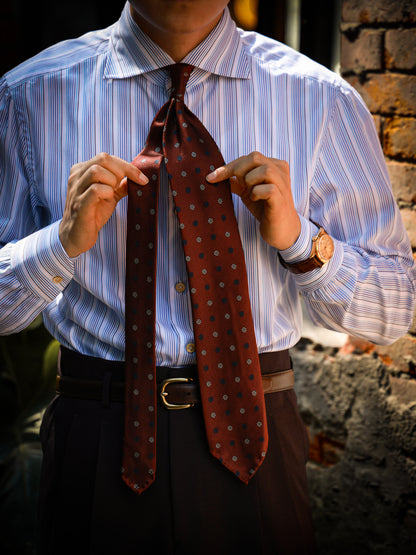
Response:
[59,153,148,258]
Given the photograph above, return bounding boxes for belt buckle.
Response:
[159,377,194,410]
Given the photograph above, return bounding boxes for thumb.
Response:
[114,176,129,201]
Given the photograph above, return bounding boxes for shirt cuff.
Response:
[278,216,344,292]
[279,216,319,263]
[11,221,75,302]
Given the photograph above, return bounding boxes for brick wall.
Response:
[340,0,416,382]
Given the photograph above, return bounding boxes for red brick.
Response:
[385,29,416,71]
[307,430,345,466]
[383,117,416,160]
[387,161,416,203]
[341,30,383,73]
[342,0,416,23]
[400,207,416,248]
[346,74,416,116]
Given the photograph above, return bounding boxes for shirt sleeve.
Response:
[0,76,75,334]
[283,82,416,345]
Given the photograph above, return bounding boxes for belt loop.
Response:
[102,372,112,408]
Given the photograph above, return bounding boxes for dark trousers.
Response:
[37,347,317,555]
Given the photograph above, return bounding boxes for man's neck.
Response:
[129,5,224,62]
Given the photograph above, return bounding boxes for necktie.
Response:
[124,64,268,494]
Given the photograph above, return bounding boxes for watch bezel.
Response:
[315,231,334,264]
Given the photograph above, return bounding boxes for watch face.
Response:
[316,234,334,263]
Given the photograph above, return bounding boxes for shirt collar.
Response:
[104,2,250,84]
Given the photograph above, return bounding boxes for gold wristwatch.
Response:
[279,227,334,274]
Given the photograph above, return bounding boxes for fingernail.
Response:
[138,173,149,184]
[206,170,217,181]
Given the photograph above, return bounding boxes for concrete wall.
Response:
[295,2,416,553]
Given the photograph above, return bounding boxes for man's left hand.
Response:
[206,152,301,250]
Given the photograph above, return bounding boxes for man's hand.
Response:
[206,152,301,251]
[59,153,148,258]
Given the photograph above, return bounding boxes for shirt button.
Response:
[52,276,63,284]
[186,343,196,354]
[175,282,186,293]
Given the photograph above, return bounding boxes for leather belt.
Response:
[55,369,295,409]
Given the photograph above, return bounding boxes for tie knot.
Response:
[169,63,194,100]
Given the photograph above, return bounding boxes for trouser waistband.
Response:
[57,346,294,407]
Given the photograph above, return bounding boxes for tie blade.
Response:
[124,61,269,494]
[207,422,269,484]
[121,458,156,495]
[124,135,163,495]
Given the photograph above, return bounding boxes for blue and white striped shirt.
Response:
[0,4,415,364]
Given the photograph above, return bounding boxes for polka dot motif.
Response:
[123,63,268,495]
[165,64,269,484]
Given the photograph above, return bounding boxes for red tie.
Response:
[124,64,268,494]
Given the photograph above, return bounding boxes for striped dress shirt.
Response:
[0,4,415,365]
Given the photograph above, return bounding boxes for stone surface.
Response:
[373,333,416,375]
[383,117,416,160]
[399,207,416,248]
[293,345,416,555]
[342,0,416,23]
[387,161,416,203]
[389,376,416,404]
[385,28,416,70]
[346,74,416,116]
[341,29,383,72]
